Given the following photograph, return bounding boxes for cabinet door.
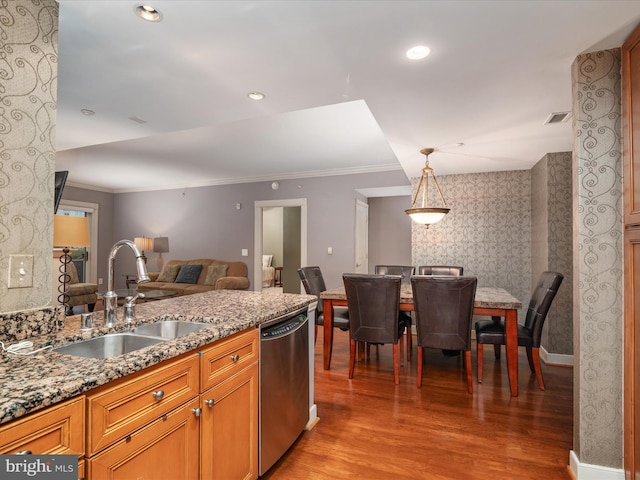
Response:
[200,363,259,480]
[0,396,84,456]
[88,398,200,480]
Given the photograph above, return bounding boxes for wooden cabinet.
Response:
[0,395,84,456]
[87,397,200,480]
[86,354,199,455]
[624,22,640,480]
[199,328,259,480]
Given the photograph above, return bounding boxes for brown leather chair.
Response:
[411,275,477,392]
[343,273,407,385]
[298,266,349,343]
[64,261,97,315]
[374,265,414,360]
[417,265,463,276]
[475,271,563,391]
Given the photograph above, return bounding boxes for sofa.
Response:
[138,258,250,296]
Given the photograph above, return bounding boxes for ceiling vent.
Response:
[543,112,571,125]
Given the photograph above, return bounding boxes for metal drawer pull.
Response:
[152,390,165,400]
[230,354,239,362]
[205,399,215,407]
[192,407,202,417]
[15,450,32,455]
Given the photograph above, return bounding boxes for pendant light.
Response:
[405,148,450,228]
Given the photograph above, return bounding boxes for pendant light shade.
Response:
[405,148,450,228]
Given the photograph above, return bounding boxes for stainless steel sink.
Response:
[132,320,210,339]
[53,333,164,359]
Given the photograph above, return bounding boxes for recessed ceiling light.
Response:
[80,109,95,116]
[247,92,265,101]
[134,5,162,22]
[406,45,431,60]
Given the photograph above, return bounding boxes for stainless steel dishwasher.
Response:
[259,308,309,476]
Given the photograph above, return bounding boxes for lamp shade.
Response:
[53,215,90,247]
[134,237,154,251]
[153,236,169,253]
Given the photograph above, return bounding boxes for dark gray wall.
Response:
[367,196,412,272]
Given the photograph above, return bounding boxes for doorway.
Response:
[254,199,307,293]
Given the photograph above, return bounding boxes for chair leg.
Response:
[464,350,473,394]
[314,324,318,345]
[528,347,545,391]
[393,343,400,385]
[399,333,404,368]
[405,327,411,363]
[349,338,356,379]
[493,344,501,360]
[417,346,423,388]
[477,343,483,383]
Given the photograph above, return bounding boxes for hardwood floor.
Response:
[262,328,573,479]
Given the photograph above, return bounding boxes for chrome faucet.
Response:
[103,239,150,327]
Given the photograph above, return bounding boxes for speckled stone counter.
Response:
[0,290,316,425]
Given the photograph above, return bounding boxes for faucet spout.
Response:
[104,239,150,327]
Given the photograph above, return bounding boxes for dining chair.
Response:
[415,265,464,357]
[474,271,564,391]
[411,275,477,392]
[374,265,414,360]
[417,265,464,276]
[342,273,407,385]
[298,266,350,344]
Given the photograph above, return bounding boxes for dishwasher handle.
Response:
[261,314,307,340]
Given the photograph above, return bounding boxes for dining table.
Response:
[320,284,523,396]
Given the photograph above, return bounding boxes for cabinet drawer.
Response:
[88,398,199,480]
[200,328,259,392]
[0,396,84,456]
[87,354,199,455]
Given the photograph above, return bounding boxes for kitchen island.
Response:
[0,289,317,479]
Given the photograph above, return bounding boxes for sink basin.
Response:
[132,320,210,339]
[53,333,164,359]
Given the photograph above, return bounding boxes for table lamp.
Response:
[134,237,153,263]
[153,236,169,270]
[53,215,90,311]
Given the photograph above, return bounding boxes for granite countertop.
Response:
[0,290,316,425]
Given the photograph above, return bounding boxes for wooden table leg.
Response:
[505,308,519,397]
[323,298,334,370]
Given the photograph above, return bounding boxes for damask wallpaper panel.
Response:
[411,169,532,319]
[0,0,58,312]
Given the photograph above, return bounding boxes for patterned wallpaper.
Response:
[411,169,532,321]
[572,49,623,468]
[0,0,58,313]
[532,152,573,356]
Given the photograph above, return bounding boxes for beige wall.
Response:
[0,0,58,313]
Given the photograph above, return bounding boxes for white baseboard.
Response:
[541,346,573,366]
[570,451,624,480]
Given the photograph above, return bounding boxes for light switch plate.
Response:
[8,254,33,289]
[241,248,248,256]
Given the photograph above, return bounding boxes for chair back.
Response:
[374,265,414,285]
[297,266,327,314]
[417,265,463,276]
[343,273,402,344]
[524,271,564,347]
[411,276,477,351]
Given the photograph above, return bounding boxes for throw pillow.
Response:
[175,264,203,284]
[262,254,273,268]
[204,264,228,286]
[156,264,181,283]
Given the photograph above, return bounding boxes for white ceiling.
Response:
[55,1,640,193]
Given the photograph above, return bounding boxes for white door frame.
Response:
[58,200,99,283]
[254,198,307,291]
[355,199,368,274]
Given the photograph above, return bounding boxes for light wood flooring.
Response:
[261,328,574,480]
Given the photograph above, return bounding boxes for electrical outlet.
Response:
[98,278,103,285]
[8,254,33,289]
[241,249,248,257]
